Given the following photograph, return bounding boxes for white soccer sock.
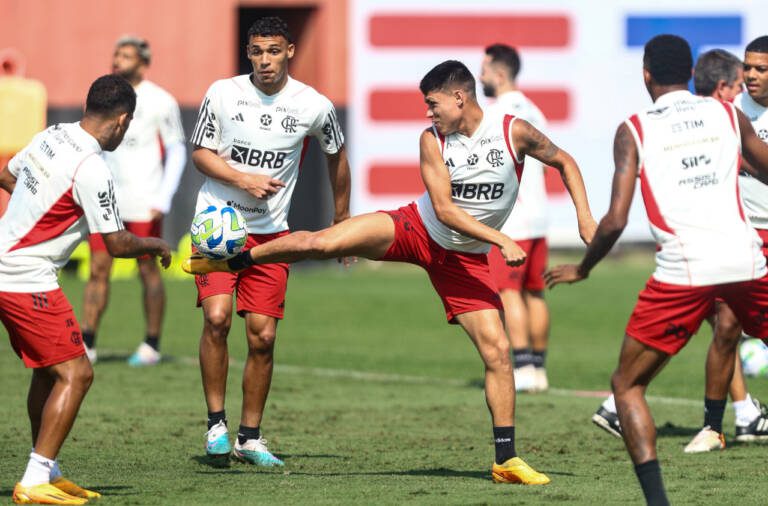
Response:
[734,394,761,427]
[20,452,54,487]
[602,394,617,414]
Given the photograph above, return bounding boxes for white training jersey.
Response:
[0,123,123,292]
[491,91,549,240]
[735,92,768,228]
[190,75,344,234]
[102,80,185,222]
[625,90,765,286]
[417,108,523,253]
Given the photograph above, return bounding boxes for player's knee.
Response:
[61,360,94,391]
[246,329,276,354]
[203,309,231,339]
[714,314,742,345]
[481,338,512,371]
[611,370,630,397]
[89,257,112,282]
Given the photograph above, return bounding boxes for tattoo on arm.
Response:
[519,120,560,163]
[613,123,636,175]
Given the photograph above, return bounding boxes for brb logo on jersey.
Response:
[451,182,505,200]
[231,144,287,169]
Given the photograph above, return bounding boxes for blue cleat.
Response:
[232,437,284,467]
[206,420,232,457]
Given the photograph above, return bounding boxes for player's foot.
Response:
[684,426,725,453]
[591,406,622,438]
[513,365,536,392]
[127,342,161,367]
[205,420,232,457]
[532,367,549,392]
[12,482,88,504]
[491,457,550,485]
[50,478,101,500]
[232,437,284,467]
[182,254,235,275]
[735,401,768,442]
[84,346,97,364]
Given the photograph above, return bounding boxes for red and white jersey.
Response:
[190,75,344,234]
[0,123,123,292]
[491,91,549,240]
[103,80,185,221]
[626,90,765,286]
[735,92,768,228]
[417,108,523,253]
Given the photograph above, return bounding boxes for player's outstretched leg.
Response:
[456,310,549,485]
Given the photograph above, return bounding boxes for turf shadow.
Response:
[655,422,701,437]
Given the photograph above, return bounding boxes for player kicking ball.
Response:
[0,75,171,504]
[184,60,597,484]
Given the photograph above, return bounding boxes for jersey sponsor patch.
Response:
[230,145,287,169]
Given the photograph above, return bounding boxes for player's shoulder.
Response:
[205,74,250,96]
[285,77,334,109]
[138,80,179,105]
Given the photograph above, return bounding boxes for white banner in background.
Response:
[348,0,767,246]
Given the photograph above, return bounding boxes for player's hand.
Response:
[238,174,286,199]
[500,237,526,266]
[578,217,598,245]
[147,238,172,269]
[544,264,586,288]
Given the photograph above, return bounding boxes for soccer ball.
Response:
[190,205,248,259]
[740,338,768,378]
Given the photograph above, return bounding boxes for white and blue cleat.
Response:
[205,420,232,457]
[232,437,284,467]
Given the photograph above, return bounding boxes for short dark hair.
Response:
[485,44,521,80]
[746,36,768,54]
[643,34,692,86]
[247,16,293,44]
[115,35,151,65]
[419,60,476,97]
[694,49,742,96]
[85,74,136,116]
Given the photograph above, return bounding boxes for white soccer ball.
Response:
[740,338,768,378]
[190,205,248,259]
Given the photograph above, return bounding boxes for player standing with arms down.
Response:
[592,48,768,450]
[0,75,171,505]
[546,35,768,505]
[480,43,552,392]
[185,60,597,483]
[81,36,187,366]
[190,17,351,466]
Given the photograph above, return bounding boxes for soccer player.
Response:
[480,43,552,392]
[185,59,597,483]
[0,75,171,505]
[189,17,351,466]
[81,36,187,366]
[545,35,768,505]
[592,48,768,450]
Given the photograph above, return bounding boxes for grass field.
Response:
[1,253,767,504]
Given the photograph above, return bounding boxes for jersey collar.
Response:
[653,89,693,106]
[72,123,103,154]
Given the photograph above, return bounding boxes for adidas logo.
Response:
[231,113,244,122]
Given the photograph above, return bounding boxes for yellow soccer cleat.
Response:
[181,254,235,275]
[491,457,551,485]
[51,477,101,500]
[12,482,88,504]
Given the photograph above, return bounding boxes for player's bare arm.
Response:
[0,164,16,193]
[419,128,525,266]
[512,119,597,244]
[324,145,351,224]
[191,146,285,199]
[544,122,638,287]
[738,108,768,176]
[102,230,172,268]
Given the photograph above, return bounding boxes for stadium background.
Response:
[1,0,766,248]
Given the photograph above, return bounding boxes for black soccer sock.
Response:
[207,410,226,430]
[228,250,256,271]
[704,397,727,433]
[145,335,160,351]
[634,460,670,506]
[82,331,96,349]
[238,425,261,445]
[493,426,516,464]
[531,350,547,369]
[512,349,533,368]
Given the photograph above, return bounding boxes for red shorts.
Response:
[195,232,290,319]
[626,275,768,355]
[0,289,85,368]
[89,219,162,260]
[379,203,502,323]
[488,237,548,292]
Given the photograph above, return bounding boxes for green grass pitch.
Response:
[1,254,767,504]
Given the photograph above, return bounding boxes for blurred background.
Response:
[1,0,766,249]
